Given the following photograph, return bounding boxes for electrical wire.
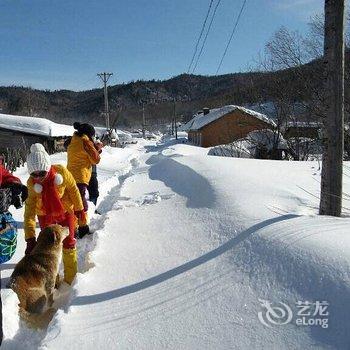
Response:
[192,0,222,74]
[187,0,214,73]
[215,0,247,75]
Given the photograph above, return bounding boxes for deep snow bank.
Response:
[152,143,350,348]
[43,141,350,349]
[2,138,350,349]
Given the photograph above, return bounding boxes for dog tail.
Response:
[26,288,47,314]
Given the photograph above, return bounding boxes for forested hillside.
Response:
[1,51,348,129]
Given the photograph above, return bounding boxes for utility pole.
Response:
[173,98,178,140]
[97,72,113,131]
[27,88,33,117]
[142,101,146,138]
[319,0,345,216]
[139,99,146,138]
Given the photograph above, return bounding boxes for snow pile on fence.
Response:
[208,139,252,158]
[208,129,287,158]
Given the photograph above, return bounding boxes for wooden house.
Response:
[182,105,276,148]
[0,113,74,170]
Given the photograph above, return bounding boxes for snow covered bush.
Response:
[208,129,287,160]
[208,140,252,158]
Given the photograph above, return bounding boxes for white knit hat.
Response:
[26,143,51,175]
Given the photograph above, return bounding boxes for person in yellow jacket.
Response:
[67,122,100,238]
[24,143,84,285]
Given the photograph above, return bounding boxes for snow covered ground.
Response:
[1,136,350,349]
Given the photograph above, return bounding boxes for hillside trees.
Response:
[0,12,348,129]
[252,12,349,160]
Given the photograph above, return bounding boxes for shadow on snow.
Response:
[72,214,298,306]
[148,157,216,209]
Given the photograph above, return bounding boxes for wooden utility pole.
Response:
[173,98,178,140]
[142,101,146,138]
[97,72,113,130]
[319,0,345,216]
[26,87,34,117]
[171,116,174,135]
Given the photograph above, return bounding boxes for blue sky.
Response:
[0,0,323,91]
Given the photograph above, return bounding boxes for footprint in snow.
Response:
[110,192,174,210]
[140,192,162,205]
[139,192,175,205]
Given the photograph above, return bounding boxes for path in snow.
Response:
[1,145,141,350]
[2,138,350,349]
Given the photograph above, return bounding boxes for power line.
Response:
[215,0,247,75]
[192,0,222,74]
[187,0,214,73]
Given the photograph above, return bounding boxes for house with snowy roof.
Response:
[0,113,74,169]
[182,105,276,148]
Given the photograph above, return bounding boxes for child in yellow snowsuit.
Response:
[24,144,84,284]
[67,122,100,238]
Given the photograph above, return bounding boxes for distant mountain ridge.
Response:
[0,51,349,128]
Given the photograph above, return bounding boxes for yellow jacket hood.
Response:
[67,133,100,184]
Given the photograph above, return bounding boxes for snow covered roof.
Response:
[245,101,307,120]
[0,113,74,137]
[284,121,322,129]
[182,105,276,132]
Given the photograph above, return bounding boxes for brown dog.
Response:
[9,224,69,316]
